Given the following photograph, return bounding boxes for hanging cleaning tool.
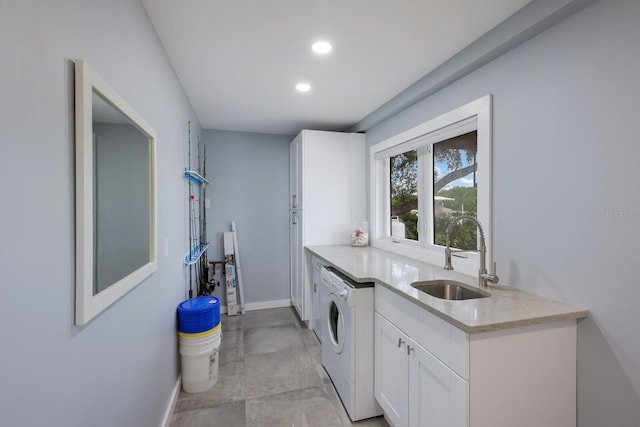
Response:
[231,221,246,314]
[223,231,239,316]
[187,121,194,298]
[199,142,208,296]
[189,193,196,297]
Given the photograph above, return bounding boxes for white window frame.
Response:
[369,95,493,277]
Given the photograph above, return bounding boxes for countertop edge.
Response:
[375,281,589,334]
[307,245,589,334]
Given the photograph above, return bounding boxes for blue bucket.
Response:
[177,296,220,334]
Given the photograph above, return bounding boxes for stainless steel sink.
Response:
[411,280,490,300]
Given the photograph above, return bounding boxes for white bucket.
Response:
[178,323,221,340]
[179,324,222,393]
[179,331,221,351]
[180,346,220,393]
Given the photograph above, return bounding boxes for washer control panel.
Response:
[321,267,352,302]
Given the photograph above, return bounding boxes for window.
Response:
[390,150,418,240]
[370,96,492,276]
[433,131,477,250]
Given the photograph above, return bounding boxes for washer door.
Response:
[327,293,344,354]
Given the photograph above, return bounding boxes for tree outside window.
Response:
[390,150,418,240]
[389,131,478,249]
[434,131,478,250]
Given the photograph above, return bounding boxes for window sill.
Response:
[371,239,480,278]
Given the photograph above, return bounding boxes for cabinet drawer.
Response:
[375,284,423,334]
[375,284,469,379]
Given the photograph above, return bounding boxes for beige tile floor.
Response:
[170,307,389,427]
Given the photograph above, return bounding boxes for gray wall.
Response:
[363,0,640,425]
[0,1,199,426]
[201,129,291,307]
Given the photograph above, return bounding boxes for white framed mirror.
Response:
[75,60,157,325]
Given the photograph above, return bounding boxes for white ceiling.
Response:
[142,0,531,136]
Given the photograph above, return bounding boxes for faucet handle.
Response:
[444,247,453,270]
[488,262,499,284]
[480,262,500,286]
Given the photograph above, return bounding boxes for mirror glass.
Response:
[75,61,157,325]
[92,92,151,294]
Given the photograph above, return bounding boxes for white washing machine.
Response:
[320,266,382,421]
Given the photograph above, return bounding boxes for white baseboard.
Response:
[219,299,291,314]
[160,376,181,427]
[245,298,292,311]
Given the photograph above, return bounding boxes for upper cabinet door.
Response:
[289,133,302,209]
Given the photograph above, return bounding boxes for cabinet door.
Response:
[301,130,365,245]
[311,261,321,335]
[408,340,468,427]
[289,210,303,317]
[375,313,409,427]
[289,134,302,209]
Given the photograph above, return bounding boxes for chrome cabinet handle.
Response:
[292,211,297,224]
[407,345,414,355]
[292,194,297,208]
[397,338,405,348]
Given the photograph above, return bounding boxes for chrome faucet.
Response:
[444,215,499,288]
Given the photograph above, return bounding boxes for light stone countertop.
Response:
[306,245,588,334]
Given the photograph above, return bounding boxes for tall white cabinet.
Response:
[289,130,365,322]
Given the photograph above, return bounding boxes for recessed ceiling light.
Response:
[296,83,311,92]
[311,41,332,54]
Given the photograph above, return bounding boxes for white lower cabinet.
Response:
[374,284,578,427]
[289,209,303,316]
[374,314,409,427]
[310,255,323,336]
[409,339,468,427]
[375,312,468,427]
